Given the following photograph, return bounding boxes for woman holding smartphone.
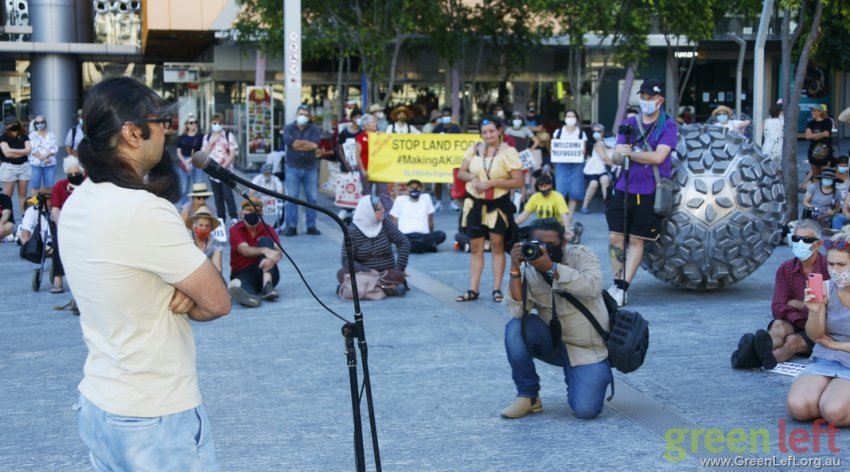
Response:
[788,232,850,426]
[455,118,524,303]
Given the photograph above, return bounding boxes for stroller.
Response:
[19,192,57,292]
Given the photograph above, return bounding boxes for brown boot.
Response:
[500,396,542,419]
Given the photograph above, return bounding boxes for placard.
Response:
[262,197,278,217]
[550,138,585,164]
[518,149,535,170]
[367,133,479,183]
[246,86,273,162]
[212,218,227,243]
[342,140,358,169]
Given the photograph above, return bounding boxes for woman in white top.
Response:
[581,123,612,214]
[710,105,750,133]
[552,109,587,215]
[28,115,58,195]
[762,103,784,173]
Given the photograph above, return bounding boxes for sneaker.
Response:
[229,217,239,226]
[580,207,590,214]
[450,201,461,211]
[606,284,627,307]
[500,397,542,419]
[392,284,407,297]
[261,281,279,301]
[229,280,261,308]
[283,227,297,237]
[571,222,584,244]
[2,233,14,243]
[306,227,321,235]
[434,201,443,212]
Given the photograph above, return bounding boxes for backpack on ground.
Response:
[559,290,649,374]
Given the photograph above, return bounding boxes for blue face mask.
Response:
[639,98,658,115]
[791,240,816,261]
[838,166,848,174]
[716,114,729,123]
[441,116,451,125]
[822,179,834,188]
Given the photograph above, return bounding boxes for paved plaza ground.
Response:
[1,142,848,471]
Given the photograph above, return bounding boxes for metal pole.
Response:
[753,0,774,144]
[284,0,302,123]
[730,34,746,118]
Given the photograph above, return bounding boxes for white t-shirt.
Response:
[583,145,609,175]
[59,180,207,417]
[251,174,284,195]
[386,123,421,134]
[389,194,433,234]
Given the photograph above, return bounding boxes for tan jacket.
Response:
[506,244,609,366]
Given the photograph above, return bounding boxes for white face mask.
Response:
[376,112,385,120]
[565,117,577,127]
[296,115,309,126]
[512,119,522,128]
[496,111,504,118]
[441,116,452,125]
[211,123,223,133]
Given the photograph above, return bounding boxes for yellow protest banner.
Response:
[367,132,480,183]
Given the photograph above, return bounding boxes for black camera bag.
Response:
[558,290,649,374]
[19,214,44,264]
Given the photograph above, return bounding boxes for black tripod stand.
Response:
[194,154,381,471]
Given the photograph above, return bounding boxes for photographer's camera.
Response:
[521,241,544,261]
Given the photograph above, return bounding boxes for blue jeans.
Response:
[504,317,612,419]
[554,162,585,201]
[833,214,850,230]
[30,165,55,192]
[284,165,318,229]
[77,394,218,471]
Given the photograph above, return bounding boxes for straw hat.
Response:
[186,206,219,230]
[368,103,383,113]
[187,183,213,197]
[429,109,441,122]
[241,197,262,210]
[711,105,733,117]
[390,105,413,122]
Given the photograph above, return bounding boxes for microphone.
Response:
[191,151,237,188]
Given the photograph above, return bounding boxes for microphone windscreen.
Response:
[191,151,209,169]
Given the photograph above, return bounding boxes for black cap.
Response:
[3,115,18,126]
[638,79,664,97]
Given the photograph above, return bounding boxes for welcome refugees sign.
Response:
[550,138,585,164]
[367,133,480,183]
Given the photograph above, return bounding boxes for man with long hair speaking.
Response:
[59,77,231,470]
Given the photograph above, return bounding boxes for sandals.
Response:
[492,289,504,303]
[50,286,64,294]
[455,290,479,302]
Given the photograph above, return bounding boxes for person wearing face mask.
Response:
[525,101,543,133]
[250,162,284,199]
[175,114,205,206]
[389,179,445,253]
[338,195,410,297]
[187,206,223,274]
[368,103,389,132]
[282,105,322,237]
[552,109,587,221]
[709,105,750,133]
[0,115,33,214]
[804,104,834,186]
[63,109,84,158]
[201,113,240,225]
[762,103,784,173]
[731,220,826,371]
[581,124,612,214]
[787,233,850,428]
[48,156,87,293]
[27,115,58,196]
[386,105,420,134]
[834,156,850,193]
[431,107,462,211]
[802,167,842,228]
[606,78,678,307]
[228,198,283,307]
[789,232,850,427]
[515,173,570,231]
[501,218,612,419]
[505,112,541,203]
[337,108,364,172]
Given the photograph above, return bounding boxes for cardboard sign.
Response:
[550,138,585,164]
[262,197,278,217]
[212,218,227,243]
[368,133,479,183]
[334,172,363,208]
[518,149,535,170]
[342,140,358,169]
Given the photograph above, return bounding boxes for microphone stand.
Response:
[202,161,380,472]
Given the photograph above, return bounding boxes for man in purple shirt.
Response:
[605,78,678,306]
[731,220,825,370]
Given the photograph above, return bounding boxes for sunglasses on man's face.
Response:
[187,121,197,125]
[193,196,207,200]
[791,235,819,244]
[34,121,45,125]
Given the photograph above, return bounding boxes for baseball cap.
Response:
[638,79,664,97]
[261,162,273,173]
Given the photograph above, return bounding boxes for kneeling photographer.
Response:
[502,218,612,419]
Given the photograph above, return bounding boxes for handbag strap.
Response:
[634,116,662,185]
[557,291,609,341]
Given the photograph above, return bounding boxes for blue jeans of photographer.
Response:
[504,317,612,419]
[77,394,218,471]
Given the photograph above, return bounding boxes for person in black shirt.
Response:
[804,104,834,188]
[337,108,364,172]
[0,115,32,214]
[175,114,205,206]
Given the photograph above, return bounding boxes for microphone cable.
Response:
[241,195,351,324]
